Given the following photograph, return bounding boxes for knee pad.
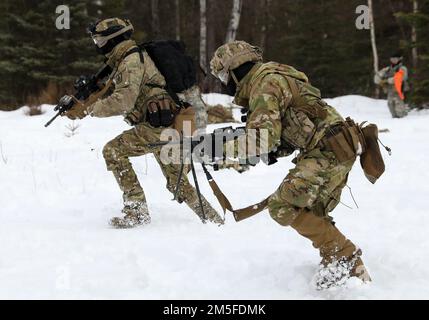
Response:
[103,142,121,169]
[268,200,302,227]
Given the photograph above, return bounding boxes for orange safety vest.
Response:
[394,69,405,101]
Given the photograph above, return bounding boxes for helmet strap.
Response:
[231,71,241,91]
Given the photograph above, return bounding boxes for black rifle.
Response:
[44,65,113,128]
[148,127,247,223]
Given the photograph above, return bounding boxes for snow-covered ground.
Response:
[1,95,429,300]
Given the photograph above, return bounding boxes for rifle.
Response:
[44,64,113,127]
[148,127,246,223]
[149,126,279,223]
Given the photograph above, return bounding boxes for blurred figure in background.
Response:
[375,52,410,118]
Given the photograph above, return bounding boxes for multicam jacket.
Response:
[88,40,169,123]
[234,62,344,157]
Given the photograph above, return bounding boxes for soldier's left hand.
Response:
[64,104,88,120]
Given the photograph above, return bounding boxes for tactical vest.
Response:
[247,63,344,152]
[110,46,174,127]
[202,63,389,223]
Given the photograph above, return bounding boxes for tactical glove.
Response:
[64,103,89,120]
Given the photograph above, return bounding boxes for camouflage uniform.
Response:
[234,62,354,225]
[210,41,370,288]
[375,65,409,119]
[85,31,223,226]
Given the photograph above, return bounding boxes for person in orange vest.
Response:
[374,52,409,118]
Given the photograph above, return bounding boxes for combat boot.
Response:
[187,196,224,225]
[110,201,151,229]
[290,211,371,290]
[315,249,372,290]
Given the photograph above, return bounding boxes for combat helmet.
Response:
[88,18,134,53]
[210,41,263,85]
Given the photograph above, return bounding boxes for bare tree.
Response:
[225,0,243,43]
[368,0,379,74]
[175,0,181,41]
[260,0,272,52]
[199,0,207,74]
[151,0,160,38]
[412,0,419,70]
[368,0,380,97]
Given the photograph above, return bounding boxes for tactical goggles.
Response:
[216,69,231,85]
[89,25,134,48]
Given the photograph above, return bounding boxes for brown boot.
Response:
[110,201,151,229]
[291,211,371,289]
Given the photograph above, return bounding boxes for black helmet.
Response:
[390,51,403,59]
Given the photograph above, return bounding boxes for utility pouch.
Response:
[321,117,367,164]
[174,106,196,136]
[325,130,356,163]
[147,98,176,128]
[359,123,386,184]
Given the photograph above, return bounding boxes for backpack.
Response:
[139,40,197,105]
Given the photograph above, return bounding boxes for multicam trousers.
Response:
[268,148,355,226]
[388,90,408,119]
[102,123,198,205]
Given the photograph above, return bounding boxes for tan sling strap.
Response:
[202,164,270,222]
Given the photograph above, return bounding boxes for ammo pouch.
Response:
[174,106,196,136]
[147,97,177,128]
[320,117,387,184]
[321,118,363,163]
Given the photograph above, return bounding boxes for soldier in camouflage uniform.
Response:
[210,41,371,289]
[375,52,409,119]
[66,18,223,229]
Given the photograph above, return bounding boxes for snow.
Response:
[1,95,429,300]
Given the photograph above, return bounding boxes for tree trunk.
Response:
[175,0,181,41]
[368,0,380,97]
[225,0,243,43]
[151,0,160,38]
[199,0,207,75]
[368,0,379,73]
[260,0,271,52]
[412,0,419,70]
[206,0,222,93]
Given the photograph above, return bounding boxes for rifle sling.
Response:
[124,47,144,63]
[202,164,269,222]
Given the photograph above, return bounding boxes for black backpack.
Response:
[139,40,197,105]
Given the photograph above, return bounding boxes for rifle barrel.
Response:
[44,111,61,128]
[148,141,173,148]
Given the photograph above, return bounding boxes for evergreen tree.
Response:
[397,0,429,106]
[0,0,428,110]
